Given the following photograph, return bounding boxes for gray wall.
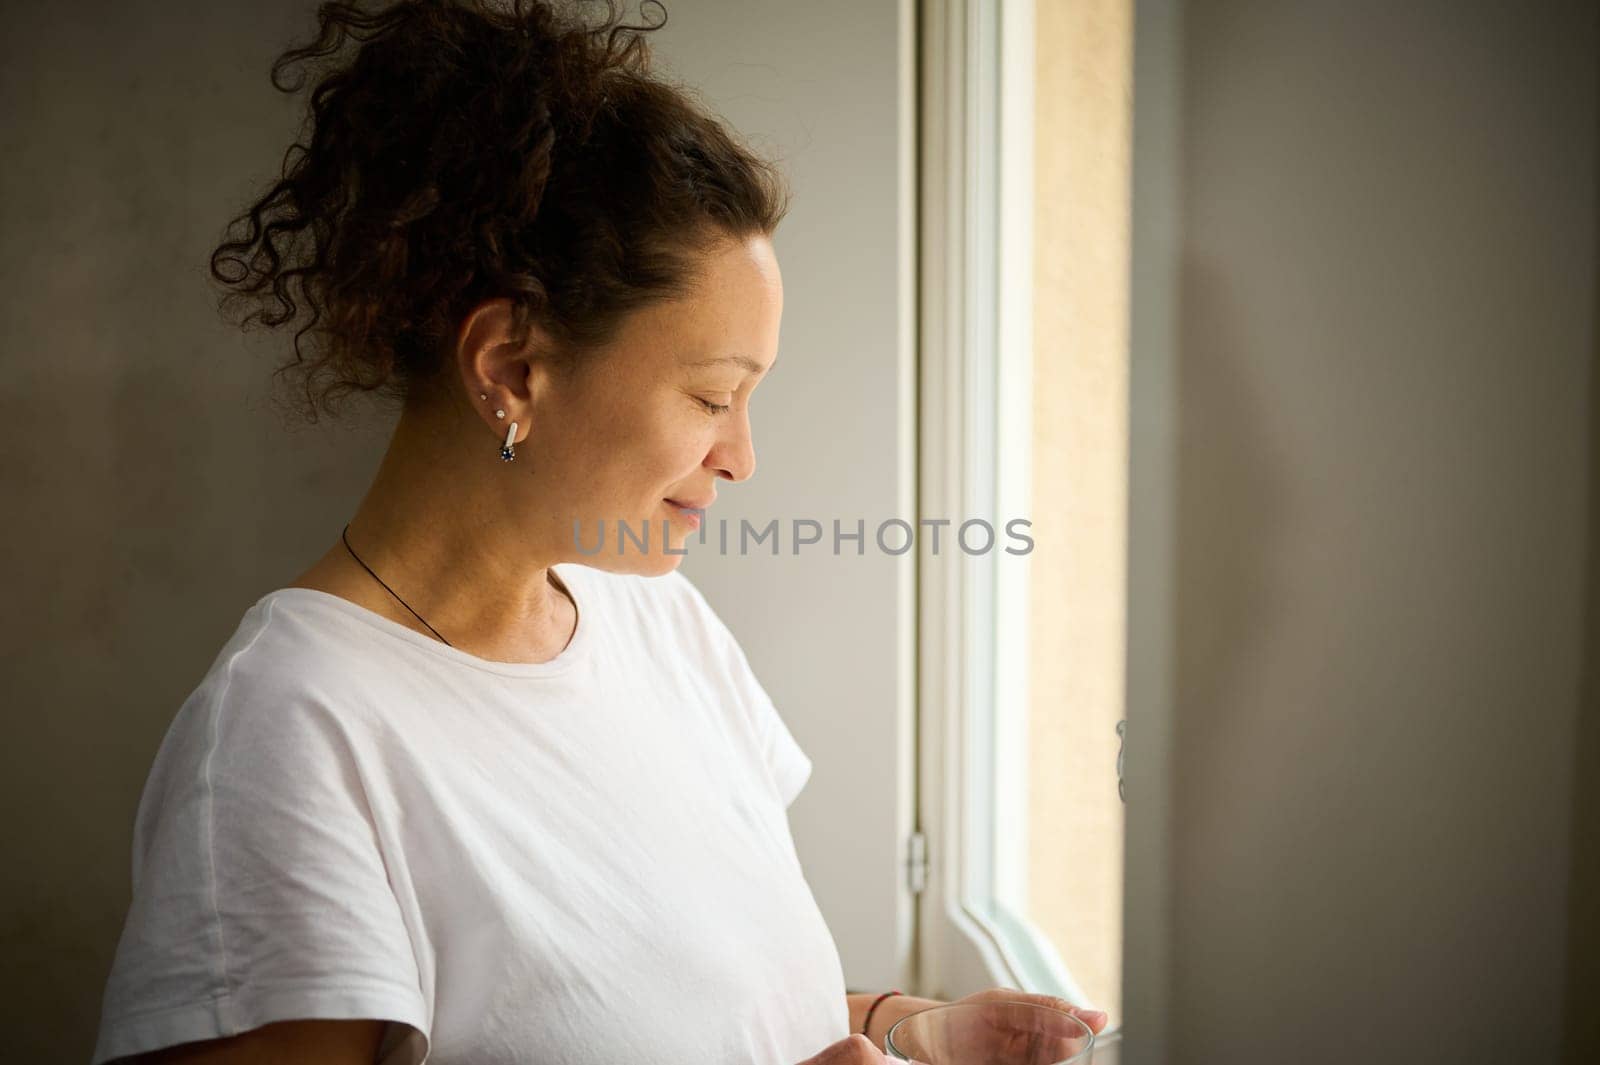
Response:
[2,3,364,1060]
[1569,216,1600,1060]
[1570,124,1600,1061]
[0,1,913,1059]
[1125,1,1597,1063]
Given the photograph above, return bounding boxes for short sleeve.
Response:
[667,571,815,809]
[92,660,429,1065]
[735,656,814,809]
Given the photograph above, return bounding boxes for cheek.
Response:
[639,407,715,462]
[649,432,713,483]
[597,418,711,495]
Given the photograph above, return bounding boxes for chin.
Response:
[585,550,688,578]
[645,549,689,576]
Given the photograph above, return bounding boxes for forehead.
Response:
[615,236,782,368]
[672,235,782,329]
[696,233,782,295]
[682,353,769,375]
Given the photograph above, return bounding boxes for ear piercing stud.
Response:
[482,393,520,462]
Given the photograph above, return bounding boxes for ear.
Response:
[453,298,563,405]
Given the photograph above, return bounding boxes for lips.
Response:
[665,497,715,509]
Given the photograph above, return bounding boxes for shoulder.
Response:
[127,597,390,874]
[214,593,376,712]
[154,593,392,774]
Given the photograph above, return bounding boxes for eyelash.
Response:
[698,397,732,415]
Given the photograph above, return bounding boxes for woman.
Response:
[91,2,1109,1062]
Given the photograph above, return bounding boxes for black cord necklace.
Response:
[340,523,453,647]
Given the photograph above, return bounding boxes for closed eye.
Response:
[697,397,732,414]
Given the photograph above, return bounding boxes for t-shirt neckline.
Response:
[254,563,593,678]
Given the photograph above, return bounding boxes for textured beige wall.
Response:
[1026,0,1131,1030]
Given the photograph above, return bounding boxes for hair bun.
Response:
[210,0,790,425]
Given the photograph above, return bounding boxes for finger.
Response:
[804,1033,883,1064]
[1014,994,1109,1034]
[849,1033,888,1063]
[1072,1008,1108,1034]
[974,996,1109,1037]
[964,989,1106,1026]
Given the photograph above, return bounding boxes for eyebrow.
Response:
[685,354,774,375]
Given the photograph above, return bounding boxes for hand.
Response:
[947,987,1109,1035]
[865,987,1103,1063]
[793,1033,928,1065]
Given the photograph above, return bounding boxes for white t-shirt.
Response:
[92,563,849,1065]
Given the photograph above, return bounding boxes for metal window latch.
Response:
[1116,719,1127,803]
[906,831,929,895]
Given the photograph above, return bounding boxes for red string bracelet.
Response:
[861,989,903,1038]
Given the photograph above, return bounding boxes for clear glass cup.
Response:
[884,1001,1095,1064]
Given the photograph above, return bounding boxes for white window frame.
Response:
[1119,0,1183,1062]
[916,4,1176,1064]
[914,0,1096,1012]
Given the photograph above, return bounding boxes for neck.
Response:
[339,400,575,662]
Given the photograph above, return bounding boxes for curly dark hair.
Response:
[209,0,792,424]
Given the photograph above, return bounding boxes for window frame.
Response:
[914,0,1096,1013]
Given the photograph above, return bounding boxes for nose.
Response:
[706,407,757,483]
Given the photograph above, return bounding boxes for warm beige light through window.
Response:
[1025,0,1131,1029]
